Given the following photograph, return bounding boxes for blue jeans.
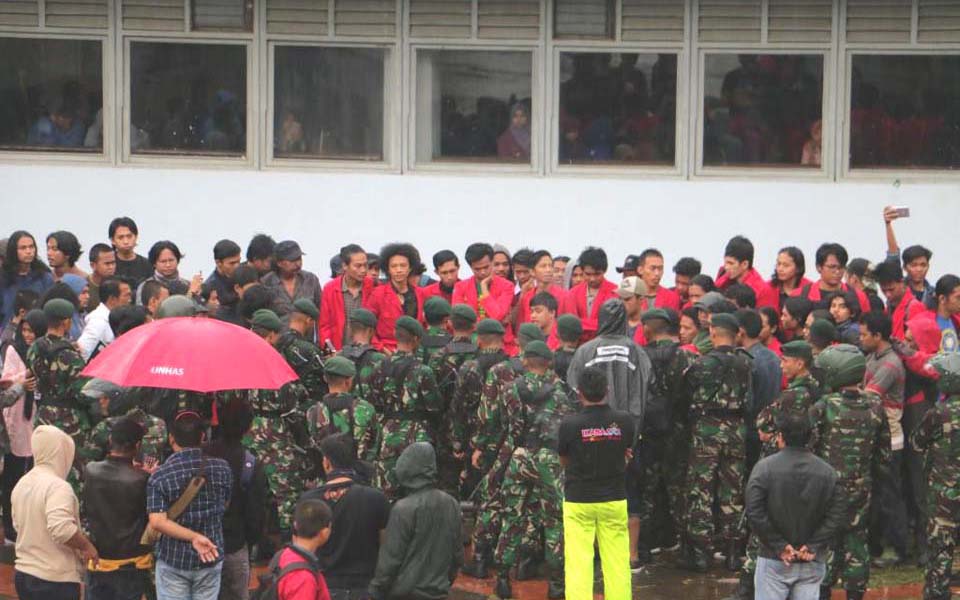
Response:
[156,560,223,600]
[755,557,826,600]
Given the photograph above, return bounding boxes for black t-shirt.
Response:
[302,480,391,589]
[558,404,637,503]
[116,254,153,290]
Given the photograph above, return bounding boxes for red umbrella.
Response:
[81,317,297,393]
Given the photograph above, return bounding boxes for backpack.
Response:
[253,545,319,600]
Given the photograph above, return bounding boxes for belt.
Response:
[88,554,154,572]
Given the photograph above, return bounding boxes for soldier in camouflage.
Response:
[681,312,752,573]
[512,323,545,372]
[909,352,960,600]
[637,309,696,565]
[428,304,478,497]
[339,308,386,401]
[368,316,441,500]
[809,344,891,600]
[79,379,168,465]
[276,298,327,404]
[419,296,453,363]
[553,314,582,384]
[493,341,569,600]
[461,318,522,579]
[306,356,379,482]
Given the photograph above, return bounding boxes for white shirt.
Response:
[77,302,115,361]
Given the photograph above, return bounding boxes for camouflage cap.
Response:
[251,309,284,333]
[158,295,197,319]
[424,296,452,323]
[451,304,478,324]
[814,343,866,390]
[324,355,357,378]
[641,308,670,324]
[929,352,960,394]
[781,340,813,363]
[476,318,505,336]
[556,314,583,342]
[43,298,75,321]
[292,298,319,319]
[523,340,554,360]
[349,308,377,329]
[710,312,740,335]
[518,322,546,342]
[395,315,424,338]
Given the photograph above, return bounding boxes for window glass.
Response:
[192,0,254,32]
[703,54,823,168]
[558,52,676,166]
[274,46,385,161]
[416,49,533,164]
[850,55,960,170]
[130,42,247,156]
[0,38,103,152]
[554,0,615,40]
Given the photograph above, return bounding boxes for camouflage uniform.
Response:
[339,342,386,402]
[493,370,571,574]
[418,325,452,363]
[368,350,441,499]
[682,344,752,564]
[810,389,891,596]
[468,361,523,557]
[277,329,328,403]
[910,396,960,600]
[80,407,168,464]
[28,334,90,446]
[306,392,379,464]
[429,336,478,497]
[240,382,310,530]
[145,388,215,425]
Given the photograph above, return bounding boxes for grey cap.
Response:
[694,291,726,310]
[158,295,197,319]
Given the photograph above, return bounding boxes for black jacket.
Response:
[746,447,845,560]
[83,455,151,560]
[369,443,463,600]
[204,441,268,553]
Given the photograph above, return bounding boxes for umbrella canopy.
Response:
[81,317,298,393]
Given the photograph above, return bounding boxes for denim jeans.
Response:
[755,557,826,600]
[156,560,223,600]
[14,571,81,600]
[218,546,250,600]
[85,569,149,600]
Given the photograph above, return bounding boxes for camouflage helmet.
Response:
[929,352,960,395]
[814,343,866,391]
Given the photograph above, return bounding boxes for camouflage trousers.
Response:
[493,447,563,572]
[244,416,303,531]
[684,415,745,559]
[637,435,678,549]
[664,425,692,534]
[377,418,432,500]
[37,405,88,495]
[824,483,870,594]
[923,498,959,600]
[471,445,514,554]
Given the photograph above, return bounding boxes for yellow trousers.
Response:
[562,499,631,600]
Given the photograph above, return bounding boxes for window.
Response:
[558,52,677,166]
[0,38,103,152]
[415,49,533,164]
[554,0,615,40]
[129,42,247,156]
[273,46,386,161]
[850,55,960,170]
[192,0,254,32]
[702,54,823,168]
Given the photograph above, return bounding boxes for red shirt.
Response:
[276,547,330,600]
[790,280,871,315]
[559,279,619,341]
[763,277,814,313]
[716,267,778,309]
[363,283,425,352]
[516,284,567,331]
[452,275,517,355]
[318,275,376,351]
[642,287,681,312]
[421,281,455,304]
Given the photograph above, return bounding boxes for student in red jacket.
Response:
[637,248,681,312]
[715,235,778,309]
[364,243,425,352]
[789,243,870,314]
[452,242,517,354]
[530,291,562,350]
[764,246,812,313]
[560,247,618,341]
[420,250,460,304]
[671,257,702,306]
[873,260,924,341]
[318,244,376,351]
[276,498,332,600]
[516,250,566,330]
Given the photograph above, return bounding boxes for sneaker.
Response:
[630,559,645,574]
[3,537,14,546]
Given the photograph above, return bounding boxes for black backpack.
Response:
[253,544,319,600]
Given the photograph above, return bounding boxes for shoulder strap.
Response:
[241,450,256,489]
[801,282,813,299]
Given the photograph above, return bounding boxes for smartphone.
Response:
[894,206,911,218]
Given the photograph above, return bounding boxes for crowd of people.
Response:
[0,207,959,600]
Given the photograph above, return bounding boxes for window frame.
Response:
[121,35,256,166]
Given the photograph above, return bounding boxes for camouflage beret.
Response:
[641,308,670,324]
[349,308,377,329]
[395,315,424,338]
[292,298,319,319]
[556,314,583,342]
[781,340,813,362]
[476,318,505,336]
[710,312,740,334]
[251,309,284,333]
[518,322,546,342]
[423,296,452,323]
[451,304,478,324]
[523,340,553,361]
[324,355,357,378]
[43,298,75,321]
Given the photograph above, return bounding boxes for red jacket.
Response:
[318,275,376,350]
[421,281,455,304]
[900,312,941,388]
[546,324,561,351]
[560,279,619,341]
[790,280,871,315]
[363,283,425,352]
[765,336,783,357]
[452,275,517,354]
[276,547,330,600]
[763,277,814,313]
[648,287,681,312]
[516,285,567,331]
[716,267,778,309]
[890,292,923,341]
[633,323,646,346]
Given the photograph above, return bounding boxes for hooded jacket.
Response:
[368,443,463,600]
[11,425,83,583]
[566,299,653,431]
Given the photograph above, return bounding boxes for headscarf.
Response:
[13,309,47,363]
[60,274,87,298]
[508,103,531,155]
[563,259,580,290]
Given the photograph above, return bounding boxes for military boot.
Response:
[819,586,832,600]
[845,589,864,600]
[677,546,709,573]
[547,575,565,599]
[495,571,513,599]
[515,553,538,581]
[462,546,490,579]
[723,572,754,600]
[725,540,743,572]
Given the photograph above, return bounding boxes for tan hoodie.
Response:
[11,425,83,583]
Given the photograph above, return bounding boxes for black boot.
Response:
[515,555,537,581]
[725,540,743,572]
[723,572,754,600]
[494,571,512,599]
[635,543,653,565]
[677,546,708,573]
[462,547,489,579]
[819,586,832,600]
[845,590,864,600]
[547,573,565,600]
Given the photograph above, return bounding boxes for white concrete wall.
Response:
[2,163,957,286]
